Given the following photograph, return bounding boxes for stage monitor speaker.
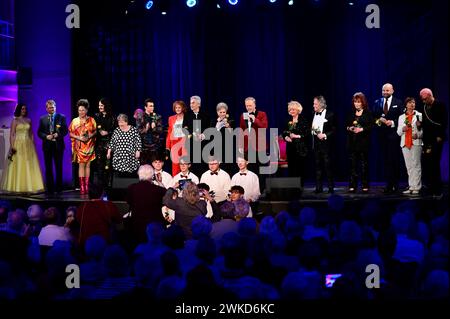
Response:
[265,177,302,200]
[111,174,138,189]
[17,67,33,85]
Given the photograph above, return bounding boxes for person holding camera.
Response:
[163,182,207,239]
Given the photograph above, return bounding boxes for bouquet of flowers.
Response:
[283,121,296,137]
[404,117,411,128]
[105,158,111,170]
[7,148,16,161]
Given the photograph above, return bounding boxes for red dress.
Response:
[166,115,187,176]
[69,116,97,163]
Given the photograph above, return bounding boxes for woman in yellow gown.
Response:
[0,104,44,194]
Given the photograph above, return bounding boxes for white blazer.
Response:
[397,111,423,147]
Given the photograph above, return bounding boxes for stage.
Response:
[1,182,447,219]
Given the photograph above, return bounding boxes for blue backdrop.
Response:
[71,0,449,182]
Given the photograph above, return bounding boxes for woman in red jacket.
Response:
[166,100,188,176]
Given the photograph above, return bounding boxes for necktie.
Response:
[240,173,247,176]
[383,98,389,114]
[156,172,162,182]
[210,171,218,175]
[49,115,54,133]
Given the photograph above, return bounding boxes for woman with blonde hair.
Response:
[163,181,207,238]
[282,101,309,187]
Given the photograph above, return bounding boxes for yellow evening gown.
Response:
[0,122,44,193]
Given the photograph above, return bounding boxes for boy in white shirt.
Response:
[171,156,199,189]
[151,156,173,189]
[200,157,231,203]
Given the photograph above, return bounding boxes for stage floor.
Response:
[1,182,447,217]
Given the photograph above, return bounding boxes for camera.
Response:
[178,178,191,190]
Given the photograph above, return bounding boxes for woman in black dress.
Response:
[346,92,374,193]
[211,102,235,175]
[282,101,310,188]
[94,98,116,189]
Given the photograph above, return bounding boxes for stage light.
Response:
[288,0,294,5]
[269,0,277,3]
[348,2,354,5]
[186,0,197,7]
[145,0,154,10]
[161,11,167,15]
[228,0,239,5]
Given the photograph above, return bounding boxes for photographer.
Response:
[163,182,207,239]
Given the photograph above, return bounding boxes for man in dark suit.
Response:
[126,164,167,245]
[311,96,336,193]
[373,83,403,194]
[37,99,68,195]
[183,95,210,176]
[239,97,268,189]
[420,88,448,198]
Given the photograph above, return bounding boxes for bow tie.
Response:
[180,175,188,179]
[240,173,247,176]
[315,112,322,116]
[210,171,218,175]
[249,112,255,116]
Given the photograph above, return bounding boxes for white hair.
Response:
[216,102,228,112]
[138,164,154,181]
[190,95,201,105]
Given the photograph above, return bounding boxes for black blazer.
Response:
[37,113,68,151]
[346,109,374,152]
[182,110,211,135]
[282,115,310,157]
[372,96,403,138]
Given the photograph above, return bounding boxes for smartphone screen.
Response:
[325,274,342,288]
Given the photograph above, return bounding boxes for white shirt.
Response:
[231,170,261,202]
[200,169,231,203]
[312,109,327,136]
[173,118,184,138]
[152,170,173,189]
[171,171,200,187]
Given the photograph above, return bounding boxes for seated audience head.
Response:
[220,201,235,219]
[146,222,165,244]
[162,225,186,249]
[6,209,26,234]
[259,216,279,235]
[137,164,154,181]
[0,200,12,223]
[43,207,61,226]
[391,212,410,235]
[27,204,43,222]
[191,215,212,239]
[84,235,107,260]
[195,237,216,264]
[237,217,257,236]
[338,221,362,245]
[233,197,250,221]
[422,270,448,299]
[102,244,129,277]
[299,207,316,226]
[229,185,245,202]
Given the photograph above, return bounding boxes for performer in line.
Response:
[141,98,163,164]
[37,99,68,195]
[69,99,97,195]
[94,98,116,190]
[311,96,336,194]
[397,97,423,195]
[166,100,188,176]
[1,103,44,194]
[373,83,403,194]
[282,100,309,189]
[346,92,374,193]
[419,88,448,198]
